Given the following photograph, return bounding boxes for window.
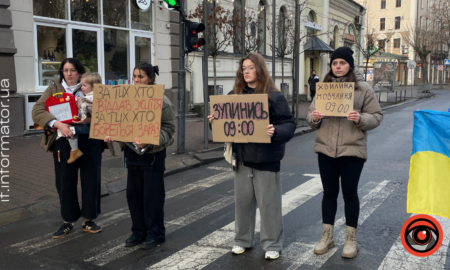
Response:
[395,16,401,29]
[307,11,315,36]
[233,0,242,53]
[258,1,266,55]
[396,0,402,7]
[36,25,66,86]
[34,0,66,19]
[131,1,153,31]
[103,0,128,27]
[71,0,99,24]
[380,18,385,30]
[378,40,386,51]
[344,41,353,49]
[381,0,386,9]
[104,29,129,81]
[394,38,401,48]
[278,8,286,51]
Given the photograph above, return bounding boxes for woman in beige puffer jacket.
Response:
[306,47,383,259]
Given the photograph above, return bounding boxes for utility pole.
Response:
[203,0,209,149]
[294,0,299,125]
[441,16,444,89]
[242,0,246,56]
[177,0,186,154]
[272,0,276,79]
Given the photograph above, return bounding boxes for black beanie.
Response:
[330,47,354,68]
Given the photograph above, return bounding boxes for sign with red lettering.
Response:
[315,82,354,117]
[89,84,164,145]
[210,94,270,143]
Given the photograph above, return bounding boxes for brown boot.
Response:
[68,149,83,164]
[313,223,334,255]
[342,226,359,258]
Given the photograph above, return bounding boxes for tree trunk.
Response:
[365,57,370,82]
[281,57,284,96]
[291,56,295,115]
[213,55,217,94]
[421,57,428,85]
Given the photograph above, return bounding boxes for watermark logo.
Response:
[400,215,443,257]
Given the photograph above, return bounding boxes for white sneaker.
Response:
[265,251,280,260]
[231,245,245,254]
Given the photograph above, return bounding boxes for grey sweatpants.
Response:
[234,164,284,251]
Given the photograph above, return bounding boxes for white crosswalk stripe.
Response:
[147,174,323,270]
[378,215,450,270]
[84,172,295,266]
[7,167,234,255]
[284,180,395,270]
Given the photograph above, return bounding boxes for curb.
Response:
[2,95,430,227]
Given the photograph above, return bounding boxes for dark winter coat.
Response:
[308,76,320,91]
[228,86,296,164]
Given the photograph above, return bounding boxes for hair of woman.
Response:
[134,63,159,85]
[81,72,103,87]
[58,58,86,84]
[232,52,280,94]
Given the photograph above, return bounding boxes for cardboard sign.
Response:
[210,94,271,143]
[89,84,165,145]
[315,82,354,117]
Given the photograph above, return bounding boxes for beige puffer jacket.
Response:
[306,69,383,160]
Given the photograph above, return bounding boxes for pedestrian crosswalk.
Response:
[3,165,444,270]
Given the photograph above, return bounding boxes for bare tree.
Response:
[188,4,241,95]
[267,10,296,96]
[403,22,439,84]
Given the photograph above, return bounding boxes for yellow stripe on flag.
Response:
[407,151,450,219]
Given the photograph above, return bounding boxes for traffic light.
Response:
[162,0,181,10]
[185,21,206,53]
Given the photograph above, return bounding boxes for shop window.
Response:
[103,0,128,28]
[71,0,99,24]
[131,1,152,31]
[36,25,66,86]
[394,38,401,48]
[380,18,385,31]
[104,29,129,82]
[395,16,401,30]
[33,0,66,19]
[72,29,98,72]
[381,0,386,9]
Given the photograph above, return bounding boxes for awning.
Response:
[303,36,334,52]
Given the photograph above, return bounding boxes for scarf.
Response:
[61,79,84,98]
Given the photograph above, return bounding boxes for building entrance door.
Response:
[130,33,154,80]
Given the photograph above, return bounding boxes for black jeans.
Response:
[310,90,316,101]
[52,135,103,222]
[318,153,365,228]
[126,167,165,242]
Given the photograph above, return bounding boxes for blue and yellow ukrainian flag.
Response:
[407,110,450,218]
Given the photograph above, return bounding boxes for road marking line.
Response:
[378,215,450,270]
[147,174,323,270]
[284,180,394,270]
[84,172,295,266]
[8,171,235,255]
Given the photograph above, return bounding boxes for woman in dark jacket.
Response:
[105,63,176,250]
[208,52,295,260]
[32,58,104,238]
[308,70,320,101]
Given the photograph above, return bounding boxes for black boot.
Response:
[125,233,145,247]
[139,236,165,250]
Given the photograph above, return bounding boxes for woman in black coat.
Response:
[208,52,295,260]
[308,70,320,101]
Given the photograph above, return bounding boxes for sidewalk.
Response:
[0,90,438,227]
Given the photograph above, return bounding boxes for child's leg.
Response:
[68,138,78,151]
